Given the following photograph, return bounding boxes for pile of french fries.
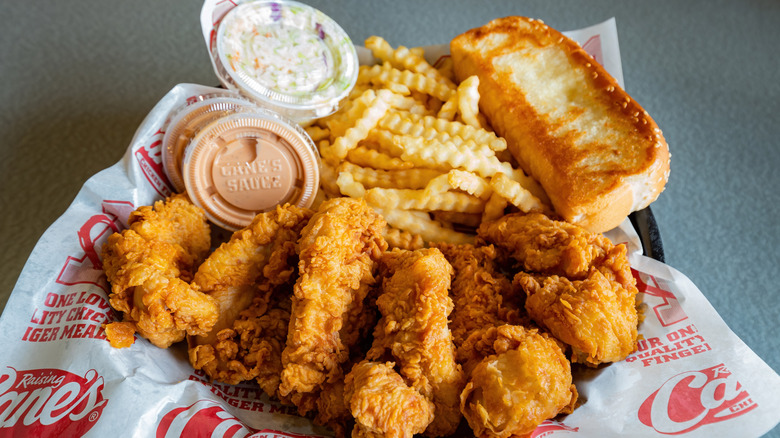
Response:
[306,36,550,249]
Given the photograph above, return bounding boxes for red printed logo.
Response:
[56,199,135,293]
[633,269,688,327]
[530,419,578,437]
[134,130,172,198]
[638,363,758,434]
[0,367,107,437]
[156,400,323,438]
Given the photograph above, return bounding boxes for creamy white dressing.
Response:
[221,14,333,96]
[214,0,358,119]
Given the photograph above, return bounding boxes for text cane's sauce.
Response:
[182,109,320,230]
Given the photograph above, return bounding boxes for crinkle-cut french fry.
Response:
[364,36,456,89]
[322,90,393,164]
[422,170,492,200]
[336,171,366,198]
[404,112,505,151]
[356,63,390,86]
[348,82,374,100]
[366,129,405,156]
[456,75,484,129]
[359,63,455,102]
[423,173,452,193]
[409,47,425,58]
[386,82,411,95]
[482,192,509,223]
[319,157,341,197]
[374,207,475,245]
[327,88,412,139]
[396,135,510,179]
[505,168,551,207]
[437,95,459,121]
[346,146,415,170]
[305,125,330,142]
[447,170,493,200]
[325,88,377,139]
[364,186,484,214]
[380,111,506,152]
[383,226,426,250]
[338,162,444,190]
[378,113,495,159]
[384,93,429,113]
[490,172,546,213]
[364,36,398,64]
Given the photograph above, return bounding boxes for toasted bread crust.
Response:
[451,17,670,232]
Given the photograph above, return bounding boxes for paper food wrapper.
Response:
[2,7,779,437]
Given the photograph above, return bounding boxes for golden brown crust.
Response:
[451,16,670,232]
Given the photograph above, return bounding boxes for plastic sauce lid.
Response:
[162,93,254,193]
[182,109,320,231]
[214,0,358,121]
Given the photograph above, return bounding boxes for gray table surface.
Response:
[1,0,778,436]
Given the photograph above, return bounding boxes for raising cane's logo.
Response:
[638,363,758,434]
[157,400,322,438]
[0,367,108,437]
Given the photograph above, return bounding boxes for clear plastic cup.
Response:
[212,0,358,122]
[161,92,255,193]
[181,108,320,231]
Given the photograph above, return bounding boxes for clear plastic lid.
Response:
[181,108,320,231]
[213,0,358,122]
[161,92,254,193]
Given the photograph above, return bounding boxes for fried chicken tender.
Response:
[280,198,388,415]
[477,212,613,279]
[187,204,312,398]
[434,243,526,351]
[515,242,639,366]
[344,361,435,438]
[479,211,640,366]
[101,194,216,348]
[368,248,465,437]
[201,287,293,397]
[459,325,577,438]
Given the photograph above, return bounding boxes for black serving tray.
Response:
[629,207,664,263]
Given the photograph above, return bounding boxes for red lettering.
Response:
[44,293,58,307]
[56,294,73,308]
[0,367,107,432]
[22,327,33,341]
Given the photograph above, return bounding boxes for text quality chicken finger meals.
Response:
[100,14,670,438]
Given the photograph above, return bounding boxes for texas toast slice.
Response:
[451,17,670,232]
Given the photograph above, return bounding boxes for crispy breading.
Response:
[515,242,639,366]
[344,361,435,438]
[101,194,216,348]
[459,325,577,438]
[280,198,387,415]
[478,212,613,279]
[479,211,639,366]
[187,204,313,398]
[369,248,465,437]
[434,243,527,352]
